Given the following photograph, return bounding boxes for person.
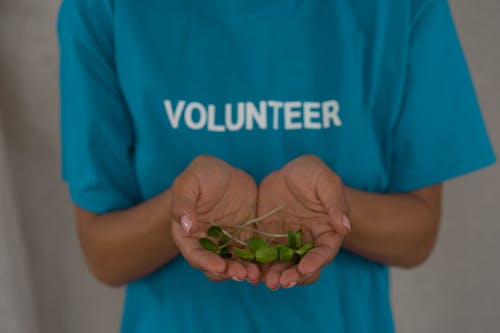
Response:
[57,0,495,332]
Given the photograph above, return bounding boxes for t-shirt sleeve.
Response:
[388,0,496,192]
[58,0,142,213]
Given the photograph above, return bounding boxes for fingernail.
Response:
[342,215,351,231]
[246,278,259,286]
[284,281,297,288]
[268,284,280,291]
[181,215,192,234]
[212,272,224,277]
[232,276,244,282]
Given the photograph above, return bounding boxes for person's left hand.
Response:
[256,155,351,290]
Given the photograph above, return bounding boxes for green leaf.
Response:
[219,235,231,247]
[255,247,278,264]
[296,242,313,256]
[217,246,229,254]
[279,247,294,262]
[234,248,254,261]
[207,226,224,238]
[247,237,268,251]
[273,243,287,251]
[199,238,218,251]
[295,228,303,249]
[288,230,296,249]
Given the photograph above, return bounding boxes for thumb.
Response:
[171,172,200,235]
[316,171,350,235]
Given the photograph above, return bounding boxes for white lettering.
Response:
[163,99,342,131]
[164,100,185,129]
[322,100,341,128]
[268,100,283,130]
[225,103,245,131]
[303,102,321,129]
[207,104,225,132]
[245,101,267,130]
[284,101,302,130]
[184,102,207,130]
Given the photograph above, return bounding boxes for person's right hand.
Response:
[170,155,260,284]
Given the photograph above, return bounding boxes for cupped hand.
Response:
[170,155,260,284]
[257,155,350,290]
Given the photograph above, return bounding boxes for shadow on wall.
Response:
[0,3,124,332]
[0,102,40,333]
[0,10,74,331]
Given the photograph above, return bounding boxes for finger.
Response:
[225,260,247,282]
[204,271,229,282]
[279,265,302,288]
[263,261,294,291]
[298,270,320,286]
[171,171,200,235]
[316,171,350,235]
[172,222,227,274]
[327,206,351,236]
[244,262,261,285]
[297,232,342,276]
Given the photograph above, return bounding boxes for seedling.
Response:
[198,205,314,265]
[254,246,278,263]
[199,238,218,251]
[278,246,294,262]
[247,237,268,251]
[207,226,224,238]
[233,248,254,261]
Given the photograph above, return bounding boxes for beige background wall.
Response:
[0,0,498,332]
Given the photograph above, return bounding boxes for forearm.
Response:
[75,189,179,286]
[342,184,442,268]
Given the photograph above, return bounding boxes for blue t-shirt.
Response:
[58,0,495,332]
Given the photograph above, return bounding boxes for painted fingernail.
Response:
[269,284,280,291]
[342,215,351,231]
[284,281,297,288]
[232,276,244,282]
[181,215,192,234]
[246,278,255,285]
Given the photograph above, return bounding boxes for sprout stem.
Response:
[229,204,286,240]
[236,225,288,238]
[209,221,246,246]
[208,204,287,248]
[241,204,286,226]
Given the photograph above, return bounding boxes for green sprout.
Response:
[207,225,224,238]
[247,237,268,251]
[199,238,218,251]
[287,230,296,249]
[198,205,314,265]
[296,242,313,256]
[279,246,294,262]
[254,246,278,264]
